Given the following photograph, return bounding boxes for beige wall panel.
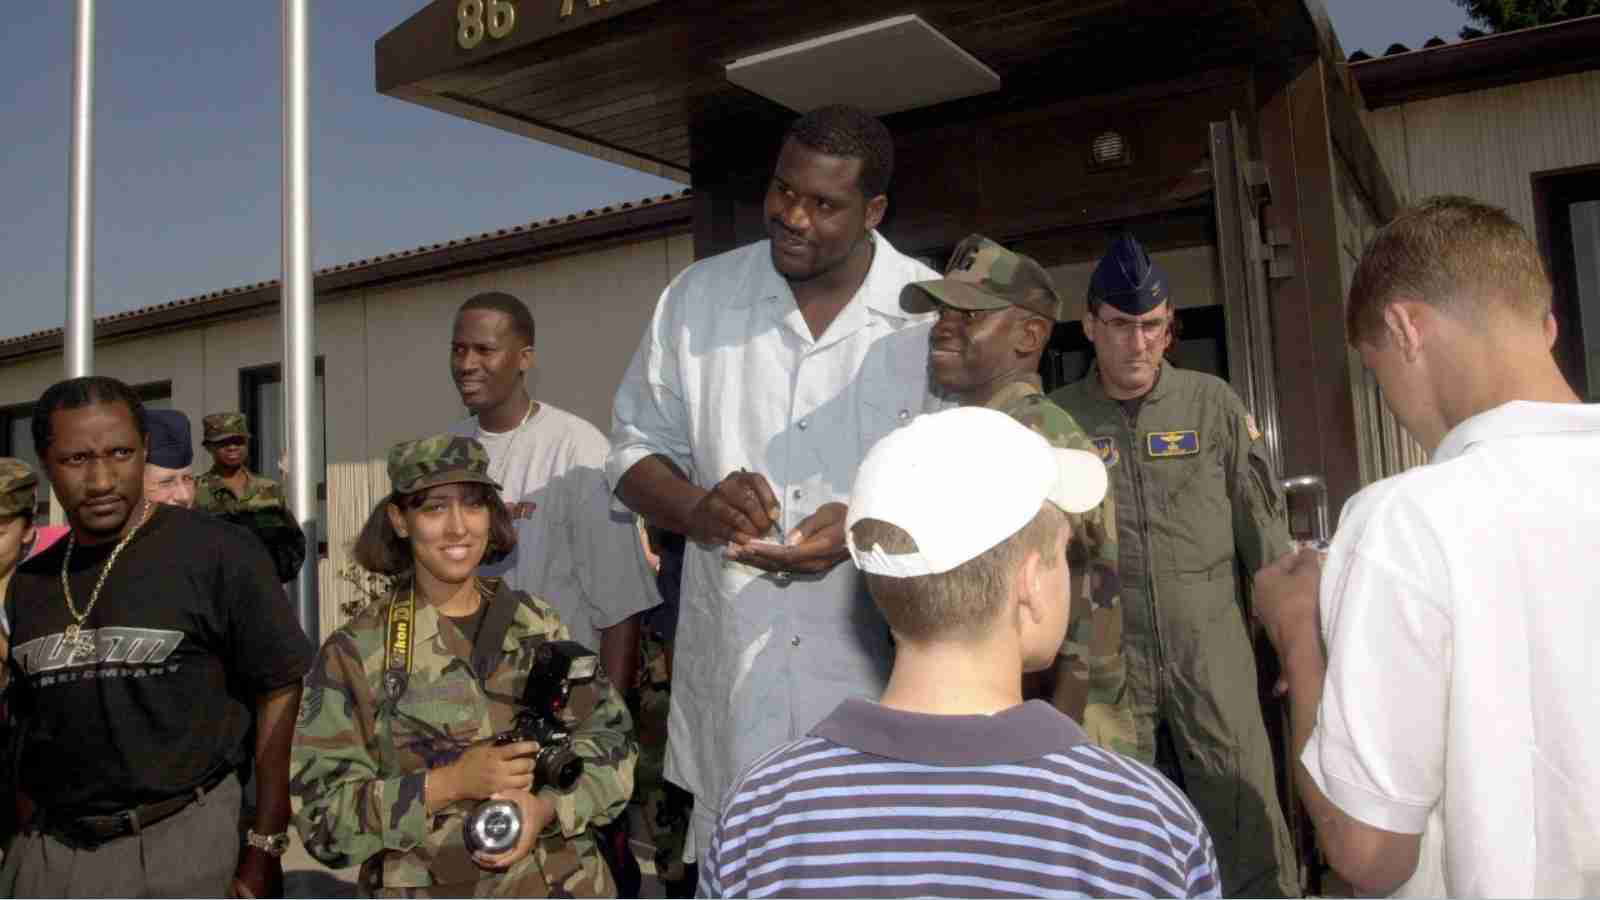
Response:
[0,331,203,411]
[358,238,681,445]
[1,230,686,628]
[521,241,683,432]
[0,354,65,409]
[1366,70,1600,230]
[667,232,696,281]
[1363,105,1413,205]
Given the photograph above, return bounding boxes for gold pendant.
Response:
[63,623,94,659]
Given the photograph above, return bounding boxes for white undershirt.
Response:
[452,401,659,650]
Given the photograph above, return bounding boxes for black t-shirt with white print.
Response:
[3,503,313,816]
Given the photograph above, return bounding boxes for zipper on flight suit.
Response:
[1120,403,1168,687]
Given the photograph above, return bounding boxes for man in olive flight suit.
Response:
[900,235,1131,751]
[1050,234,1299,897]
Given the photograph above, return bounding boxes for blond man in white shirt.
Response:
[1253,195,1600,897]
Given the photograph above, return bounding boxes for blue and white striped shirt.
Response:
[701,699,1220,898]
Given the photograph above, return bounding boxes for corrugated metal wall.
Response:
[1363,69,1600,232]
[1356,67,1600,479]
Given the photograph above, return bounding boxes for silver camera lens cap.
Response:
[465,799,523,855]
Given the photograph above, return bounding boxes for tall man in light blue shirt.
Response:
[608,105,939,858]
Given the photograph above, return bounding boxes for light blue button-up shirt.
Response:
[608,231,939,820]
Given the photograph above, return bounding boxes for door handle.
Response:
[1280,474,1329,549]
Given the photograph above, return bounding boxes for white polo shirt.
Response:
[1304,400,1600,897]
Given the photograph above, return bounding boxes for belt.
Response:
[40,768,231,850]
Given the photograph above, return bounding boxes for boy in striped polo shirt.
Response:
[700,407,1221,898]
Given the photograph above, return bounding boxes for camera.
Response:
[463,640,600,857]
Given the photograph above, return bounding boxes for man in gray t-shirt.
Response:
[446,291,659,690]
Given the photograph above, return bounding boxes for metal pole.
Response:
[65,0,96,378]
[283,0,319,644]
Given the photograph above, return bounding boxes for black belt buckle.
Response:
[43,775,211,850]
[48,815,123,851]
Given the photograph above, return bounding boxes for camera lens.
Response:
[535,745,584,792]
[463,799,522,856]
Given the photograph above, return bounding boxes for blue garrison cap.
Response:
[145,409,194,469]
[1088,234,1171,315]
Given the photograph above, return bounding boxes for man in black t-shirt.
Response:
[0,377,313,898]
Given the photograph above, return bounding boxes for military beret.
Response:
[0,458,38,519]
[145,409,194,470]
[1088,234,1171,316]
[203,412,250,444]
[387,433,500,496]
[902,234,1070,323]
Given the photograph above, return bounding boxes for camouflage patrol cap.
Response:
[901,234,1069,323]
[387,434,500,496]
[0,458,38,519]
[203,412,250,443]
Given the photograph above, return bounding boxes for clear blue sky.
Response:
[0,1,1470,341]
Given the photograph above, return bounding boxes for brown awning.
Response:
[376,0,1329,181]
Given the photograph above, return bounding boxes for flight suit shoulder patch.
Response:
[1090,436,1120,468]
[1146,430,1200,458]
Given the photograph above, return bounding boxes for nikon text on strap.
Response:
[383,585,415,703]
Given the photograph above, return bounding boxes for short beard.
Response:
[774,228,872,285]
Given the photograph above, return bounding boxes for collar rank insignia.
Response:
[1146,430,1200,458]
[1090,436,1120,468]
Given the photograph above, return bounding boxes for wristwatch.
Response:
[245,829,291,857]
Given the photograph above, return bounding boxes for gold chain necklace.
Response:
[59,500,153,660]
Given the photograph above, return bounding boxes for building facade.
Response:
[0,193,692,639]
[1353,15,1600,405]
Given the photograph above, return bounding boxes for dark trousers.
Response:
[2,773,242,898]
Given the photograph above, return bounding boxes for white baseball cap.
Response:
[846,406,1108,578]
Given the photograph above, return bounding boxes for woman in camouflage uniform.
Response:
[290,434,636,897]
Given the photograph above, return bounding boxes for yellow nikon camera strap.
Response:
[382,583,416,703]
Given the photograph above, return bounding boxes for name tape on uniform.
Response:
[1146,430,1200,458]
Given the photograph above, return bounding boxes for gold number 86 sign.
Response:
[458,0,516,50]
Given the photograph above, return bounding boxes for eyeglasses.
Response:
[1094,314,1170,340]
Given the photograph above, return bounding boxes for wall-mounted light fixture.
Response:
[1089,130,1132,170]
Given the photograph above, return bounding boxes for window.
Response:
[238,360,327,556]
[0,381,172,519]
[1534,165,1600,401]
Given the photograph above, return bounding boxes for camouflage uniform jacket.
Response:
[984,375,1128,742]
[194,467,305,582]
[194,467,287,515]
[291,577,637,897]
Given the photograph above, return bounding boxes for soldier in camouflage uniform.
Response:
[1050,235,1298,897]
[196,413,287,514]
[632,524,692,894]
[0,458,40,851]
[0,459,40,638]
[195,412,306,582]
[900,235,1131,752]
[291,434,637,897]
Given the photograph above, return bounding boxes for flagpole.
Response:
[283,0,319,643]
[65,0,96,378]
